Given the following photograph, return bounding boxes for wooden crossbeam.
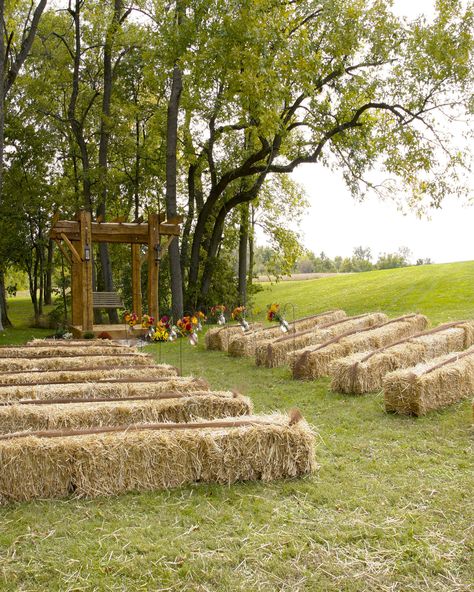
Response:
[51,219,180,244]
[60,233,82,264]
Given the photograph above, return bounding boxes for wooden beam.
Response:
[51,220,180,244]
[147,213,160,322]
[131,243,143,321]
[60,233,82,265]
[54,240,72,266]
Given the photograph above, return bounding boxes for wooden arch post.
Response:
[147,213,160,323]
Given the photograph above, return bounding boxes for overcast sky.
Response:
[288,0,474,264]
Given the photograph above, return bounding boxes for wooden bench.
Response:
[92,292,124,310]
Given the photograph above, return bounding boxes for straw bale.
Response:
[0,345,138,358]
[0,392,252,434]
[331,321,474,394]
[0,412,315,503]
[292,314,428,380]
[0,352,153,372]
[205,323,264,351]
[0,365,178,386]
[228,309,346,358]
[257,313,388,368]
[26,339,124,348]
[0,376,208,402]
[383,346,474,415]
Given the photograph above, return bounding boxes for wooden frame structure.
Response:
[51,210,181,338]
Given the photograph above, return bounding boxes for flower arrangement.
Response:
[177,315,197,336]
[123,311,138,327]
[141,314,155,329]
[177,315,199,345]
[211,305,227,325]
[231,305,249,331]
[266,303,289,332]
[97,331,112,340]
[151,322,169,342]
[195,311,206,331]
[159,315,171,330]
[231,306,246,322]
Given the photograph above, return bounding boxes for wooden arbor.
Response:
[51,210,181,338]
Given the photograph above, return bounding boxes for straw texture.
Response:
[228,310,346,358]
[0,365,178,386]
[0,392,253,434]
[0,353,153,372]
[383,347,474,415]
[0,345,138,358]
[0,377,208,402]
[205,324,263,351]
[293,314,428,380]
[257,313,388,368]
[0,413,316,503]
[331,321,474,394]
[26,339,124,348]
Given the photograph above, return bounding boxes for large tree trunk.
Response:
[44,238,54,305]
[238,204,249,305]
[247,204,255,290]
[96,0,125,324]
[165,61,184,319]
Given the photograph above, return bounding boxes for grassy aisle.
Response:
[0,264,473,591]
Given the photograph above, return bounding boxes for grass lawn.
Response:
[0,296,54,346]
[0,262,473,591]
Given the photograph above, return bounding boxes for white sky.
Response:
[287,0,474,264]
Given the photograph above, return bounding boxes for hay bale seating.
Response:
[331,321,474,394]
[256,313,388,368]
[383,347,474,415]
[0,391,253,434]
[292,314,429,380]
[0,352,154,372]
[0,345,138,358]
[27,339,125,348]
[0,365,178,386]
[205,323,263,351]
[0,410,315,503]
[0,376,207,402]
[228,310,347,358]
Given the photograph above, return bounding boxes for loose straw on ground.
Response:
[0,365,179,386]
[205,324,263,351]
[256,312,388,368]
[228,310,346,358]
[292,314,428,380]
[0,410,315,503]
[331,321,474,394]
[0,376,207,402]
[383,346,474,415]
[0,353,154,372]
[0,391,253,434]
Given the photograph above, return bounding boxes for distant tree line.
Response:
[254,245,433,277]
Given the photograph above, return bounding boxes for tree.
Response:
[0,0,47,330]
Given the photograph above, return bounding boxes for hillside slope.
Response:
[253,261,474,324]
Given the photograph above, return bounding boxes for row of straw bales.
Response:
[0,411,315,504]
[383,347,474,415]
[330,321,474,394]
[256,312,388,368]
[0,344,135,358]
[0,338,316,502]
[205,323,263,351]
[0,351,153,372]
[0,391,253,434]
[228,310,346,358]
[292,314,429,380]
